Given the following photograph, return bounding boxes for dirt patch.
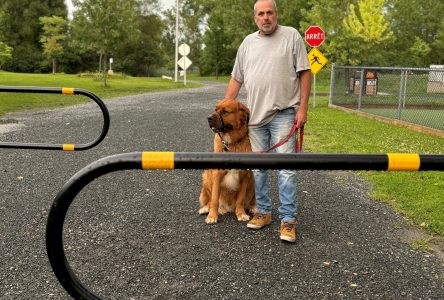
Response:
[0,118,19,124]
[397,225,444,264]
[0,121,23,135]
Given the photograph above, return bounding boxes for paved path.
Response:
[1,82,443,299]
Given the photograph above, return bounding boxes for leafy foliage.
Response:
[341,0,394,65]
[386,0,444,66]
[39,15,67,74]
[0,41,12,69]
[0,0,443,74]
[0,0,66,72]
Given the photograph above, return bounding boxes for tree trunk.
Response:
[98,52,103,73]
[52,58,56,74]
[103,53,108,87]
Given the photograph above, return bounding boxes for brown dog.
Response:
[198,99,256,224]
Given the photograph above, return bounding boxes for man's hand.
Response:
[296,69,311,128]
[295,107,307,128]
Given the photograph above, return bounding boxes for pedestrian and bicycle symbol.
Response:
[308,48,328,75]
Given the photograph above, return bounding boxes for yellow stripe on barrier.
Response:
[387,153,420,171]
[142,152,174,170]
[62,88,74,95]
[63,144,75,151]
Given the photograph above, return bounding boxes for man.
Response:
[224,0,311,242]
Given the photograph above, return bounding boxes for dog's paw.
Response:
[205,214,218,224]
[198,206,209,215]
[237,213,250,222]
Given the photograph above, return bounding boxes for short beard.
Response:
[261,25,276,35]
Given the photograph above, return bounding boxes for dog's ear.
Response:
[238,103,250,126]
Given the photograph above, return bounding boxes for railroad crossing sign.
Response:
[308,48,328,75]
[305,26,325,47]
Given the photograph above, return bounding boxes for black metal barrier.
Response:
[46,151,444,299]
[0,86,110,150]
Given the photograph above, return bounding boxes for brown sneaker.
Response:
[247,213,272,229]
[280,221,297,242]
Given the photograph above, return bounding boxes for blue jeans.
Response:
[249,108,297,222]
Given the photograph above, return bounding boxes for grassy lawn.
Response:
[306,97,444,237]
[1,72,443,237]
[187,73,231,82]
[0,71,200,116]
[361,108,444,131]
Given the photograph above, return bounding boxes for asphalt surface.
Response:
[1,82,443,299]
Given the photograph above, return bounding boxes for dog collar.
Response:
[217,133,230,151]
[221,140,230,151]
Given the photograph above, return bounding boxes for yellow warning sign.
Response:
[308,48,328,75]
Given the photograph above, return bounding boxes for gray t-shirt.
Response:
[232,25,310,127]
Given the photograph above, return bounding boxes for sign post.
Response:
[174,0,179,82]
[178,43,192,85]
[108,58,113,75]
[305,26,326,108]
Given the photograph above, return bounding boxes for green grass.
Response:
[187,73,231,82]
[0,71,200,116]
[305,97,444,236]
[361,108,444,131]
[332,94,444,107]
[411,237,434,253]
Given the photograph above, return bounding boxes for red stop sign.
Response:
[305,26,325,47]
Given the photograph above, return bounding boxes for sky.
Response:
[65,0,177,17]
[162,0,176,11]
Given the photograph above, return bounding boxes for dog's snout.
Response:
[208,114,218,129]
[207,115,215,125]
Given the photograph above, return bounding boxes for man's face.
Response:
[254,0,278,35]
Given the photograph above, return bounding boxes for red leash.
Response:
[255,124,304,153]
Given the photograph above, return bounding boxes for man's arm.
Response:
[224,77,242,99]
[295,69,311,128]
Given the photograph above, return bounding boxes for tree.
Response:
[0,9,12,69]
[0,0,67,72]
[340,0,394,65]
[431,20,444,64]
[72,0,137,86]
[39,16,67,74]
[278,0,310,30]
[196,0,256,75]
[200,7,231,76]
[0,41,12,69]
[115,14,166,76]
[387,0,444,66]
[408,37,431,67]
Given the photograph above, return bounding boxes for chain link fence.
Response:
[329,65,444,132]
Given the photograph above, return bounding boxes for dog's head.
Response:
[207,99,250,134]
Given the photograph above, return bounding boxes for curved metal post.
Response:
[46,151,444,299]
[0,86,110,151]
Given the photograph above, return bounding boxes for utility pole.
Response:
[174,0,179,82]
